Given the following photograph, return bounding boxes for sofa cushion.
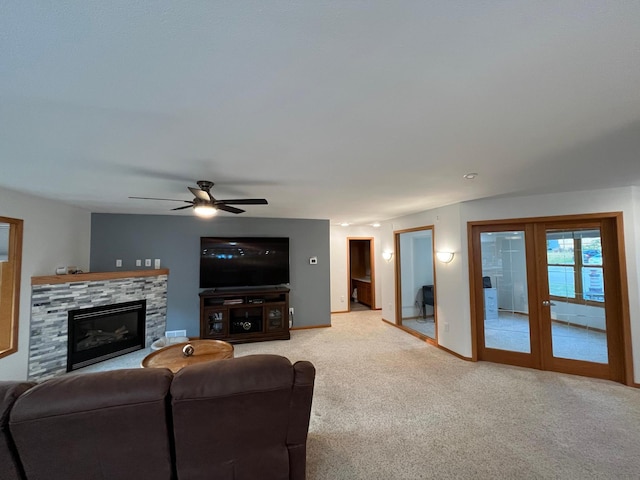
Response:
[9,368,174,480]
[0,381,35,480]
[171,354,314,480]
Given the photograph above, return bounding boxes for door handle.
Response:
[542,300,551,307]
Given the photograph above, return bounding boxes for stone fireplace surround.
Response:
[29,269,168,381]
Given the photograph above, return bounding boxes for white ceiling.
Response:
[2,1,640,225]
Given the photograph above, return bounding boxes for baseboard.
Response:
[382,318,472,361]
[437,344,472,361]
[331,310,350,314]
[290,324,331,331]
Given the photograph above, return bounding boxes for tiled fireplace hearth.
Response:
[29,270,169,381]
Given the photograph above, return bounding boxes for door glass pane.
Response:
[398,229,436,340]
[546,229,608,364]
[481,231,530,353]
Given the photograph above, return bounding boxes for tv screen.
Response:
[200,237,290,289]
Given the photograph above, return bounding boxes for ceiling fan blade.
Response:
[171,205,193,211]
[188,187,212,201]
[129,196,191,203]
[216,198,268,205]
[216,204,245,214]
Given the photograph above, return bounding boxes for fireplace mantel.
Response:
[32,269,170,285]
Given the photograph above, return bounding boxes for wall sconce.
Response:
[382,251,394,262]
[436,251,454,263]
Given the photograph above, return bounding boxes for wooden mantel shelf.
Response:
[32,269,169,285]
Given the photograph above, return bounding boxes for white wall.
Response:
[0,186,91,380]
[379,203,466,354]
[379,186,640,383]
[330,225,384,312]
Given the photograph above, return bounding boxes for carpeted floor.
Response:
[77,309,640,479]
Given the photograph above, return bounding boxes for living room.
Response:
[2,0,640,381]
[2,2,640,476]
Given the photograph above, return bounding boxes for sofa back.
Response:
[3,355,315,480]
[170,354,315,480]
[9,368,175,480]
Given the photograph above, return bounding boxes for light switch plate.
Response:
[145,259,151,267]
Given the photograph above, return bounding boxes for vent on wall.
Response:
[166,330,187,338]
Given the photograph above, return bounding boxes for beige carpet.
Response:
[79,309,640,479]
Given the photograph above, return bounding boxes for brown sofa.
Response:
[1,354,315,480]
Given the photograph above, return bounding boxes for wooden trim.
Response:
[331,310,350,314]
[394,225,436,235]
[32,269,170,285]
[468,212,623,228]
[347,237,376,310]
[382,318,471,360]
[394,233,401,326]
[437,344,472,361]
[0,217,23,359]
[290,324,331,330]
[393,225,435,338]
[612,213,635,386]
[467,222,479,361]
[369,238,376,310]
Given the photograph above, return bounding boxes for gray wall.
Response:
[90,214,331,336]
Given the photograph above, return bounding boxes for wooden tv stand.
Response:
[199,286,290,344]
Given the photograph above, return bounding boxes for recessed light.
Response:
[371,223,381,228]
[463,172,478,180]
[340,223,350,227]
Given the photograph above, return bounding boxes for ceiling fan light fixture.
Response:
[193,204,217,218]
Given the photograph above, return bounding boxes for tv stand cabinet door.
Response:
[265,304,287,332]
[202,307,228,338]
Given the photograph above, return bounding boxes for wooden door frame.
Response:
[346,237,376,311]
[468,212,634,385]
[469,222,541,369]
[394,225,437,345]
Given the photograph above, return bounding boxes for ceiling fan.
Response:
[129,180,268,217]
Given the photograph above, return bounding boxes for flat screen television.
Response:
[200,237,290,289]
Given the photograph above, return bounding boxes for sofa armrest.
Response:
[287,361,316,480]
[0,381,35,480]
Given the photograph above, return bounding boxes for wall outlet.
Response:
[154,259,161,269]
[444,322,450,332]
[340,295,345,303]
[309,256,318,265]
[145,259,151,267]
[115,259,122,268]
[136,259,141,267]
[289,307,294,316]
[166,330,187,338]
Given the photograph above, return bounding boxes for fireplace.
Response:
[67,300,146,371]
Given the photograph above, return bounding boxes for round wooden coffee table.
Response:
[141,339,234,373]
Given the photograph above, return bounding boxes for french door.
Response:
[470,214,630,383]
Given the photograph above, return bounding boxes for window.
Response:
[0,216,23,358]
[547,229,603,304]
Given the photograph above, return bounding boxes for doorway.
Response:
[348,238,375,311]
[395,227,436,342]
[469,213,632,384]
